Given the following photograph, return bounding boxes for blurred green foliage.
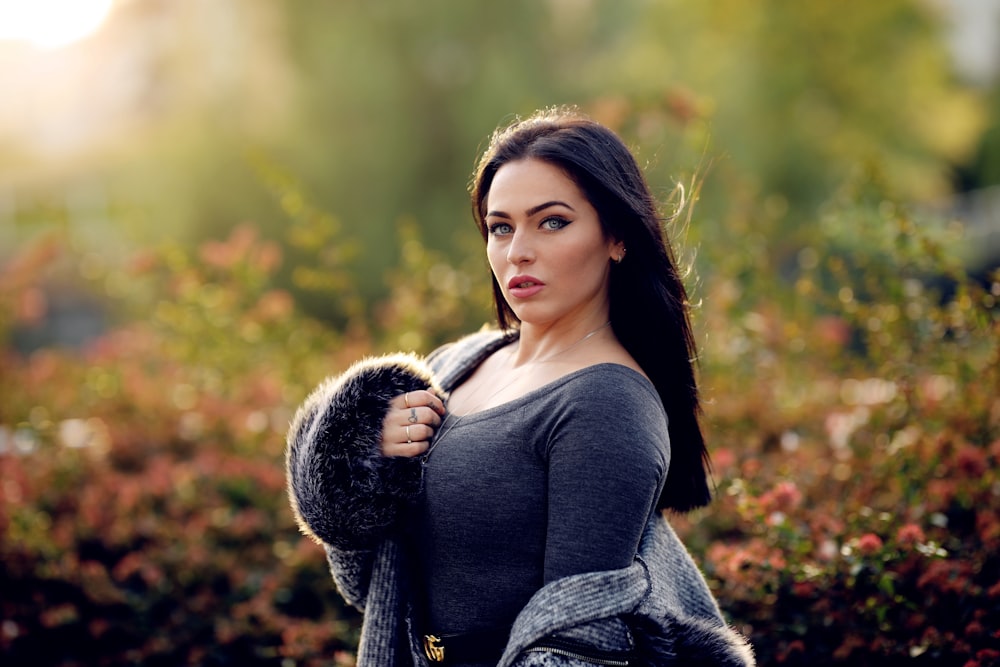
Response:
[2,0,990,320]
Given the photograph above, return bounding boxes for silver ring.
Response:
[405,425,412,443]
[408,407,418,423]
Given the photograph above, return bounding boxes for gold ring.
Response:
[404,392,410,408]
[405,425,412,443]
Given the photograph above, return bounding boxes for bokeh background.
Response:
[1,1,999,665]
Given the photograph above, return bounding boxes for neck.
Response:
[511,316,613,367]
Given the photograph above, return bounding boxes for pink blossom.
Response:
[895,523,925,547]
[16,287,47,324]
[712,447,736,471]
[760,480,803,513]
[817,539,838,561]
[253,289,294,321]
[956,445,988,477]
[813,315,851,347]
[919,560,975,595]
[977,649,1000,663]
[252,241,283,274]
[792,581,817,597]
[857,533,884,555]
[965,621,984,639]
[127,249,159,275]
[976,511,1000,548]
[989,439,1000,460]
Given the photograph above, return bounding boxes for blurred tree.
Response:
[578,0,984,270]
[0,0,986,320]
[271,0,985,305]
[960,81,1000,188]
[275,0,638,309]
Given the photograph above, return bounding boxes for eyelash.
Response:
[487,217,571,236]
[541,216,570,230]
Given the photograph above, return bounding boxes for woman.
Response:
[286,108,754,666]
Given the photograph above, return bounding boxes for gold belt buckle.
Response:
[423,634,445,662]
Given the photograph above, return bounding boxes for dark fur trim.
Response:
[286,353,440,549]
[630,613,755,667]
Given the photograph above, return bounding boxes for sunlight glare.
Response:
[0,0,114,49]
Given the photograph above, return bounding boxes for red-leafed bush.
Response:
[1,172,998,666]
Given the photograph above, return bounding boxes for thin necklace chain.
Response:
[421,320,612,464]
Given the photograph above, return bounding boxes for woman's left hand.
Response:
[379,389,446,458]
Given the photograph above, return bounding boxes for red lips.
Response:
[507,275,545,299]
[508,275,543,289]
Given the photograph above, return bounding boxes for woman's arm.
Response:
[500,369,668,664]
[512,369,753,666]
[542,368,669,582]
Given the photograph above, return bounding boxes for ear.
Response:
[608,238,626,263]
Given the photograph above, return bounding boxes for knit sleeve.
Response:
[323,545,375,611]
[542,366,669,583]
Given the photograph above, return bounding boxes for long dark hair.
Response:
[470,108,711,512]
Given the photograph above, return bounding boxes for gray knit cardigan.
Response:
[286,329,755,667]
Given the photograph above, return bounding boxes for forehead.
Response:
[487,159,586,211]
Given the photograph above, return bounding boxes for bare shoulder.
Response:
[597,343,647,380]
[525,342,647,398]
[562,338,648,380]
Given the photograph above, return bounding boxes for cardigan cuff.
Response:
[286,353,439,549]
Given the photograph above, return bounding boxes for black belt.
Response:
[422,627,511,664]
[422,629,633,666]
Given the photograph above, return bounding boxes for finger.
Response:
[390,390,445,414]
[402,423,436,443]
[383,440,430,458]
[400,406,442,428]
[409,389,447,415]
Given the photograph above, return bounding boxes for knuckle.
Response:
[407,441,429,457]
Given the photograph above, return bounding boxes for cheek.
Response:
[486,242,504,278]
[562,245,613,296]
[560,239,611,275]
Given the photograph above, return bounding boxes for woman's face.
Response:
[484,158,621,328]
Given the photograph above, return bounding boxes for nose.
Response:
[506,228,535,265]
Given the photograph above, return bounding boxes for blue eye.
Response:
[541,216,570,230]
[488,222,513,236]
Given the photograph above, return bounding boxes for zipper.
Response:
[525,639,631,666]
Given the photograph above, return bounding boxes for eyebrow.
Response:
[486,200,576,219]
